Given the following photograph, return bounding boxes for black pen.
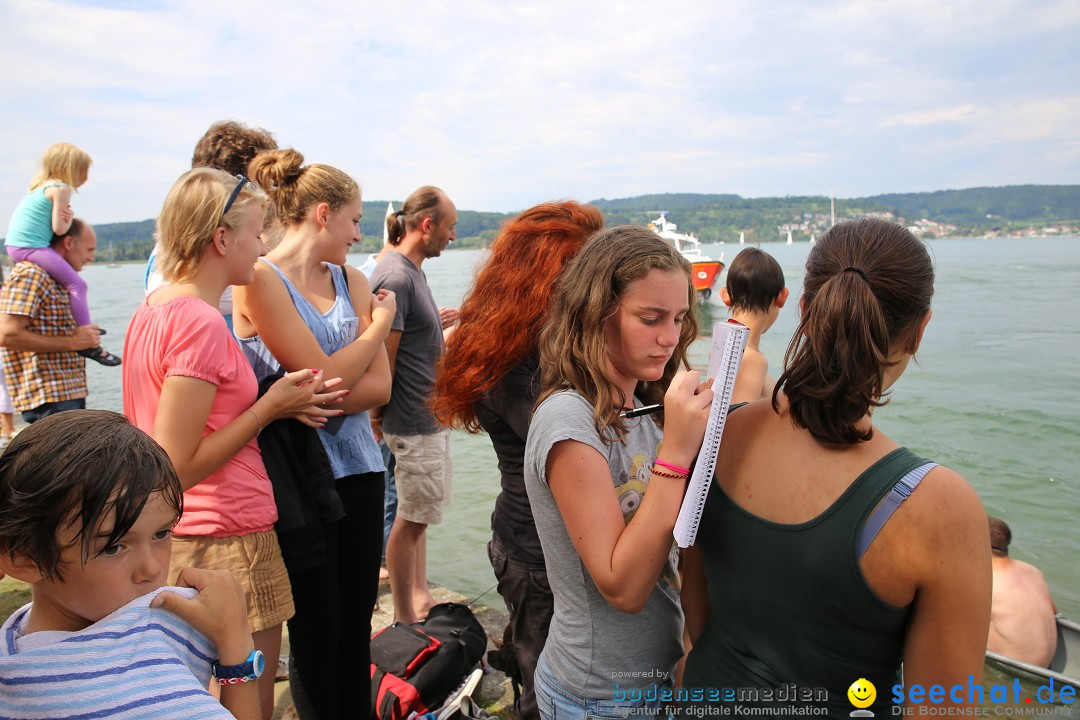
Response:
[621,403,663,419]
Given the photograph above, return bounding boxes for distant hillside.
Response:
[590,194,849,244]
[6,185,1075,262]
[591,185,1079,242]
[853,185,1079,227]
[589,193,742,211]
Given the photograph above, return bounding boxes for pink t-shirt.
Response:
[122,295,277,537]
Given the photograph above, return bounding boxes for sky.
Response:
[1,0,1077,224]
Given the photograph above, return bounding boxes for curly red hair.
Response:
[431,201,604,432]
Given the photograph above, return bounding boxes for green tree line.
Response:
[4,185,1076,262]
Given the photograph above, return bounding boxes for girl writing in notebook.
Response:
[681,218,991,716]
[4,143,119,365]
[523,225,713,720]
[431,200,604,720]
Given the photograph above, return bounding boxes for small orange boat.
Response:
[647,212,725,302]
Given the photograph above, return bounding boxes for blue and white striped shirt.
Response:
[0,587,230,719]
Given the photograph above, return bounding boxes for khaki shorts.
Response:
[169,531,295,633]
[385,430,453,525]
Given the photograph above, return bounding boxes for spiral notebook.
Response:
[673,319,750,548]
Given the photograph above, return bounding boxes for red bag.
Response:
[370,603,487,720]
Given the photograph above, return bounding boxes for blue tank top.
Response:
[240,259,384,479]
[5,183,65,249]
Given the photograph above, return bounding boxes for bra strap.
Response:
[857,462,938,558]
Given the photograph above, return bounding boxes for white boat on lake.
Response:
[646,212,725,302]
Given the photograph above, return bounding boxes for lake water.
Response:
[82,235,1080,617]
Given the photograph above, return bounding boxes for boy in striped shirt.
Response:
[0,410,259,719]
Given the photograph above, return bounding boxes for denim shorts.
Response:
[534,654,673,720]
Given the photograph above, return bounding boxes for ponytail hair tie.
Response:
[842,266,868,281]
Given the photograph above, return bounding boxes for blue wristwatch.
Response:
[212,649,265,685]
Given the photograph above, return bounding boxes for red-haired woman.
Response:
[430,201,603,720]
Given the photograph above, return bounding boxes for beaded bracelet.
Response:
[651,466,689,480]
[654,459,690,475]
[246,408,263,436]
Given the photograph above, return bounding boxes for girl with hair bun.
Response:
[524,225,714,720]
[682,218,991,716]
[235,149,395,719]
[123,168,347,719]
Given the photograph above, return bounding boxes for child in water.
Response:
[719,247,788,403]
[524,225,713,719]
[4,143,119,365]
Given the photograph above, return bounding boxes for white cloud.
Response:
[0,0,1077,222]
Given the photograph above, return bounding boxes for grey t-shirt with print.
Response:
[524,390,683,698]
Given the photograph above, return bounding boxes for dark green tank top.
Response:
[683,447,931,716]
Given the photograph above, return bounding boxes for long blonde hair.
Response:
[29,143,92,191]
[537,225,698,443]
[156,168,267,283]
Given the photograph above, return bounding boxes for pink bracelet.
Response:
[654,459,690,475]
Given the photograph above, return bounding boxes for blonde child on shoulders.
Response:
[3,142,119,365]
[719,247,788,404]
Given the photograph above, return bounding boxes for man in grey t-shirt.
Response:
[370,186,457,625]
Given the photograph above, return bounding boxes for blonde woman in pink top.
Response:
[122,169,346,719]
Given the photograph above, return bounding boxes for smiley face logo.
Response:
[847,678,876,709]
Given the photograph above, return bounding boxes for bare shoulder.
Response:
[739,348,768,377]
[742,347,767,367]
[1015,558,1049,584]
[725,397,779,433]
[235,262,291,323]
[344,265,373,304]
[905,465,988,557]
[717,398,781,462]
[343,265,372,292]
[910,465,982,513]
[249,259,278,284]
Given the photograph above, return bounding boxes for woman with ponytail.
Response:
[234,149,395,719]
[681,218,991,716]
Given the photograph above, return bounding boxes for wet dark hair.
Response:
[773,218,934,445]
[387,186,445,246]
[0,410,182,581]
[725,247,785,313]
[988,516,1011,556]
[191,120,278,177]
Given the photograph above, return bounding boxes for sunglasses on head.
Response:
[220,174,252,222]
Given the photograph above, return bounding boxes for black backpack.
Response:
[370,603,488,720]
